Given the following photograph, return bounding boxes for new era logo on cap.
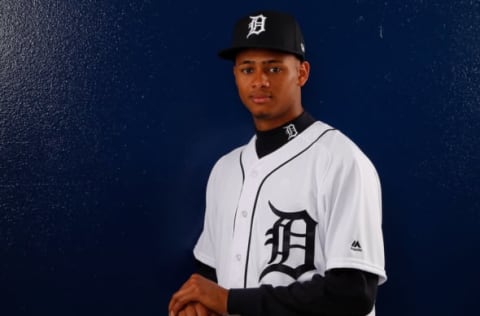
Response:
[218,10,306,61]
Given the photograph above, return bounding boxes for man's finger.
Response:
[170,287,196,315]
[169,277,193,311]
[183,303,198,316]
[193,302,209,316]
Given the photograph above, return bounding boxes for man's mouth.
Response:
[250,95,272,104]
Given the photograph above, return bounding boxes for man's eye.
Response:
[269,67,281,73]
[241,68,253,74]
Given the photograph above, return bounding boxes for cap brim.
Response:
[218,46,305,61]
[217,47,240,60]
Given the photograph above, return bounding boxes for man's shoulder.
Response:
[309,121,374,165]
[219,145,245,161]
[212,139,251,168]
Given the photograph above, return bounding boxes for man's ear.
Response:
[298,61,310,87]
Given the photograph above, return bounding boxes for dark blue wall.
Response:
[1,1,478,315]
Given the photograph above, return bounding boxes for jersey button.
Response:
[242,210,248,217]
[235,254,242,261]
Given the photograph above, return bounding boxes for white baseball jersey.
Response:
[194,121,386,315]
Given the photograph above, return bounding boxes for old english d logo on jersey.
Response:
[284,123,298,140]
[247,14,267,38]
[259,201,317,281]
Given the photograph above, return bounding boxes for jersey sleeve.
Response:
[321,133,387,284]
[193,160,221,269]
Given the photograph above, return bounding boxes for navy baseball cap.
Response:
[218,10,306,61]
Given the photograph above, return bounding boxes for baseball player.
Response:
[169,10,386,316]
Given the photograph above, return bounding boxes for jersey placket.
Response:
[227,161,264,287]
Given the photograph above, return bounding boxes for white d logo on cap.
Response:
[246,14,267,38]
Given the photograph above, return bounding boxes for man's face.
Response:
[233,49,310,131]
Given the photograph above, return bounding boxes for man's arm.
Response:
[195,259,217,283]
[172,260,378,316]
[228,269,378,316]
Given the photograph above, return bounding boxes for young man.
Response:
[169,10,386,316]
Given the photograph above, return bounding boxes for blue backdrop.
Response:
[1,1,479,315]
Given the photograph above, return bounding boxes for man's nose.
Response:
[252,71,270,88]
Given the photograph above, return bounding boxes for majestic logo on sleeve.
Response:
[259,201,317,281]
[247,14,267,38]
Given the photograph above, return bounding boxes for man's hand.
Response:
[169,274,228,316]
[176,302,217,316]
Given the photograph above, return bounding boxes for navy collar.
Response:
[255,112,316,158]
